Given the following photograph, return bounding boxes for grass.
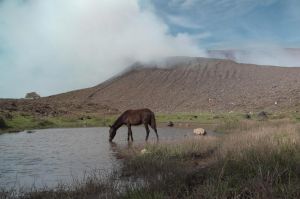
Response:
[0,171,119,199]
[156,112,245,124]
[119,122,300,198]
[0,112,116,133]
[2,110,300,134]
[1,120,299,198]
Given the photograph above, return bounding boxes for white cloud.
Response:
[168,0,278,24]
[233,45,300,67]
[0,0,205,98]
[167,14,202,29]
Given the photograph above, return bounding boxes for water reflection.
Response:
[0,126,212,189]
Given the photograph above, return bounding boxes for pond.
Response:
[0,126,212,189]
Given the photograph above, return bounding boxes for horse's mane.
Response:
[112,111,128,128]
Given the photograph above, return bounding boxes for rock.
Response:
[26,130,35,134]
[167,121,174,127]
[245,113,251,119]
[193,128,207,136]
[258,111,268,120]
[141,148,149,154]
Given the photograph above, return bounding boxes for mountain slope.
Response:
[41,57,300,113]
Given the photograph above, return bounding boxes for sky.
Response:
[148,0,300,48]
[0,0,300,98]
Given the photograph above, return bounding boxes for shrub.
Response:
[0,117,8,129]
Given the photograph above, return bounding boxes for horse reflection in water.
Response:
[108,109,159,142]
[109,141,134,160]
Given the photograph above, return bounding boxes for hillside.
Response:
[1,57,300,115]
[38,57,300,112]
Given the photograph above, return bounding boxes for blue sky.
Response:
[144,0,300,48]
[1,0,300,98]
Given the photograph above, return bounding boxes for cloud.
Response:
[0,0,205,98]
[233,46,300,67]
[159,0,279,28]
[172,0,277,11]
[166,14,202,29]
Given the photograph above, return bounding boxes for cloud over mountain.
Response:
[0,0,204,98]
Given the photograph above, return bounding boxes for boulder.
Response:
[258,111,268,120]
[141,148,150,154]
[167,121,174,127]
[245,113,251,119]
[193,128,207,136]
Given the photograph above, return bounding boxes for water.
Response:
[0,126,201,189]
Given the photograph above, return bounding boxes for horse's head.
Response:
[109,125,117,142]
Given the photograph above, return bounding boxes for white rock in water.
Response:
[193,128,207,135]
[141,148,149,154]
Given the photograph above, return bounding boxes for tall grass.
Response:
[201,124,300,198]
[0,171,119,199]
[119,122,300,198]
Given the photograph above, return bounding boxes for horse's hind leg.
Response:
[150,124,159,141]
[144,124,150,141]
[154,129,159,141]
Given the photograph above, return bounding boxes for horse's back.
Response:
[123,108,153,115]
[121,109,154,124]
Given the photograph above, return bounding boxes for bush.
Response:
[0,117,8,129]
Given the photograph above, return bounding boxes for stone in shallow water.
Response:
[193,128,207,136]
[167,121,174,127]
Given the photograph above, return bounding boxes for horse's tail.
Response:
[150,112,157,132]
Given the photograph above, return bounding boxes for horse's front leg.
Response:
[127,129,130,141]
[127,124,133,142]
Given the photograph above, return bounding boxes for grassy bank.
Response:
[1,111,300,133]
[0,112,116,133]
[1,121,299,198]
[119,122,300,198]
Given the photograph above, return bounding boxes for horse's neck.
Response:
[113,117,124,129]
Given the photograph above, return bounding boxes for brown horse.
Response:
[108,108,158,142]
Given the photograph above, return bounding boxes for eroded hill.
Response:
[1,57,300,115]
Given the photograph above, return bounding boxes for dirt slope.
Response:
[27,57,300,114]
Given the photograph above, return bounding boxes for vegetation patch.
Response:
[118,123,300,198]
[0,112,117,133]
[2,110,300,134]
[0,117,8,129]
